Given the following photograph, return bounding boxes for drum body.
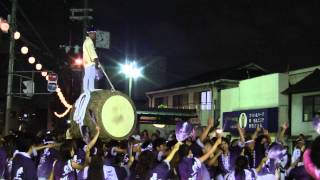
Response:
[70,90,136,140]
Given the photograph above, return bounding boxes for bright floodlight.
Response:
[35,63,42,70]
[21,46,28,54]
[28,56,35,64]
[120,61,142,79]
[14,31,20,40]
[41,71,47,77]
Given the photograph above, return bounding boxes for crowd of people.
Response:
[0,117,320,180]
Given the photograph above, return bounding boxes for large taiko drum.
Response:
[69,90,136,140]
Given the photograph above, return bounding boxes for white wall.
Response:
[221,87,239,117]
[291,91,320,138]
[239,74,288,109]
[221,73,289,129]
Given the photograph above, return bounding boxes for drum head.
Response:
[101,95,135,140]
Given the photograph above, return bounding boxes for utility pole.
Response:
[5,0,17,135]
[83,0,88,40]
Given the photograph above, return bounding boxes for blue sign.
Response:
[222,108,278,133]
[47,82,57,92]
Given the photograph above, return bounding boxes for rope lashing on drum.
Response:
[98,62,115,92]
[73,91,91,133]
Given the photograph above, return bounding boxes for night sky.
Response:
[1,0,320,88]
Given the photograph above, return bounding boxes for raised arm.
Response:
[256,157,268,173]
[251,127,261,140]
[278,122,289,144]
[199,137,221,163]
[200,118,214,143]
[236,123,245,144]
[72,148,91,170]
[86,125,100,150]
[207,150,222,166]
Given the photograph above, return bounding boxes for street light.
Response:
[120,61,142,98]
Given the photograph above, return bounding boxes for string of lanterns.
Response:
[1,17,72,118]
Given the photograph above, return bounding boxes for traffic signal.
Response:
[22,80,34,97]
[47,73,58,92]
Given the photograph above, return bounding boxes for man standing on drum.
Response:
[82,25,100,92]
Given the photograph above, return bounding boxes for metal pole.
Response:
[5,0,17,135]
[83,0,88,40]
[129,77,132,98]
[81,0,88,92]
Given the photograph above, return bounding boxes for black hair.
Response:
[311,135,320,168]
[16,133,35,152]
[87,140,104,180]
[178,144,191,160]
[234,156,248,180]
[166,140,177,150]
[152,138,166,150]
[141,140,152,149]
[59,140,76,162]
[3,135,17,158]
[221,137,230,145]
[135,150,156,179]
[118,140,128,149]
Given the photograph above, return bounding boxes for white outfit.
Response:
[82,36,98,92]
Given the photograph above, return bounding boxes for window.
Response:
[173,94,188,109]
[155,97,168,107]
[303,95,320,122]
[200,91,212,110]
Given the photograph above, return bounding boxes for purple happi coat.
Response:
[287,164,310,180]
[0,148,9,179]
[178,157,210,180]
[11,152,37,180]
[258,159,277,176]
[103,159,127,180]
[37,148,57,178]
[148,161,171,179]
[75,147,86,180]
[218,145,243,175]
[53,160,76,180]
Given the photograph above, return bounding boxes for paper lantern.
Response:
[28,57,35,64]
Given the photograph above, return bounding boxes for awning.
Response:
[283,69,320,94]
[136,108,198,125]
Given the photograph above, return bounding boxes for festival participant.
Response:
[152,138,167,162]
[84,143,128,180]
[203,137,222,179]
[149,142,181,180]
[141,130,150,141]
[50,126,100,180]
[82,25,99,92]
[177,137,221,179]
[11,133,38,180]
[190,118,215,158]
[224,155,257,180]
[244,127,271,169]
[286,151,310,180]
[37,134,58,180]
[216,124,245,180]
[257,123,289,179]
[291,135,305,167]
[303,135,320,179]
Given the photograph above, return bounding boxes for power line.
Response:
[17,4,54,59]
